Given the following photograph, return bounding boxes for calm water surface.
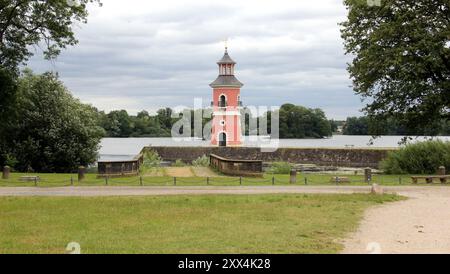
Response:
[99,136,450,161]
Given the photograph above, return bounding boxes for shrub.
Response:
[268,162,294,174]
[3,154,18,169]
[172,159,186,167]
[380,140,450,174]
[192,155,210,167]
[140,150,162,173]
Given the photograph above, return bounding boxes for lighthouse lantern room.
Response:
[210,47,244,147]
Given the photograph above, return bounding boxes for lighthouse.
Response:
[210,47,244,147]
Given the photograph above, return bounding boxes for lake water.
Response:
[98,136,450,161]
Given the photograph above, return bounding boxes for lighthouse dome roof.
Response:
[217,49,236,65]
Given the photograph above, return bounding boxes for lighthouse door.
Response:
[219,133,227,147]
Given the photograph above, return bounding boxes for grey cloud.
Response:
[27,0,361,119]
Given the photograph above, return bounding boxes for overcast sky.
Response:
[28,0,363,119]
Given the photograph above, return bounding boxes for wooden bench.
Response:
[411,175,449,184]
[19,176,40,182]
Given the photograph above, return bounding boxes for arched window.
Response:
[219,132,227,147]
[219,95,226,108]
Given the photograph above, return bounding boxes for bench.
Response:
[19,176,40,182]
[411,175,449,184]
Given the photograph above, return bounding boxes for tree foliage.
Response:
[278,104,332,138]
[1,69,104,172]
[342,115,449,136]
[0,0,101,73]
[0,65,16,120]
[381,140,450,174]
[343,116,370,135]
[340,0,450,136]
[98,109,175,138]
[97,104,334,139]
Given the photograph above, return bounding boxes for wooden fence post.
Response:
[290,170,297,184]
[364,168,372,184]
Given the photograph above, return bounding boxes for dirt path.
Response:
[191,167,222,177]
[164,167,195,177]
[341,187,450,254]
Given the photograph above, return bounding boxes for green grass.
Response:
[0,194,402,254]
[0,172,434,187]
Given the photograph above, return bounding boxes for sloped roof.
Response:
[217,50,236,65]
[210,75,244,88]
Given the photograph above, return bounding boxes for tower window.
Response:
[219,95,227,108]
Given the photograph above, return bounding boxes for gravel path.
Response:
[0,185,448,254]
[341,186,450,254]
[0,185,373,197]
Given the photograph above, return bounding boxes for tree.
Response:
[342,115,449,136]
[340,0,449,136]
[278,104,332,138]
[0,0,102,73]
[0,66,17,165]
[156,108,174,134]
[0,66,15,113]
[2,69,104,172]
[342,116,369,135]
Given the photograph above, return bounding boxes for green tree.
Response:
[329,120,339,133]
[156,108,173,130]
[342,115,448,136]
[99,110,134,137]
[2,69,104,172]
[0,66,17,164]
[0,0,101,73]
[343,116,369,135]
[278,104,332,138]
[340,0,449,136]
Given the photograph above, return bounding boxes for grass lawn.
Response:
[0,194,402,254]
[0,171,422,187]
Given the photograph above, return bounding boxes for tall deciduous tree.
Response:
[340,0,449,136]
[0,0,101,73]
[3,69,104,172]
[0,66,17,164]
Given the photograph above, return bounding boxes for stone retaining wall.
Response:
[144,146,394,168]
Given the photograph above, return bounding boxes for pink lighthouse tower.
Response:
[210,46,244,147]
